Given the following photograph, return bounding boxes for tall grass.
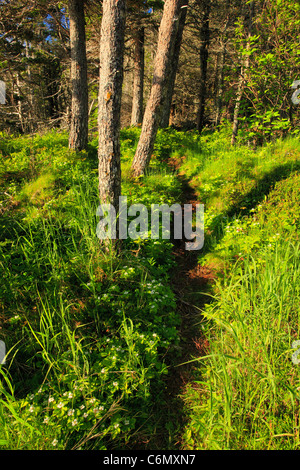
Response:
[0,129,183,449]
[179,129,300,450]
[182,239,300,449]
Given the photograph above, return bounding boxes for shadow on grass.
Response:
[202,160,300,255]
[227,160,300,218]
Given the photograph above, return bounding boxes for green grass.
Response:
[175,125,300,450]
[0,125,299,450]
[0,128,182,450]
[182,238,300,449]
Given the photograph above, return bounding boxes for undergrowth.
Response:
[176,125,300,450]
[0,128,182,450]
[1,125,299,450]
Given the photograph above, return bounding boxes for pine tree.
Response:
[130,24,145,126]
[131,0,188,176]
[196,0,211,133]
[160,0,188,128]
[98,0,126,216]
[68,0,89,151]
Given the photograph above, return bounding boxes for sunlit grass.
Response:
[1,125,299,450]
[178,127,300,450]
[0,128,182,450]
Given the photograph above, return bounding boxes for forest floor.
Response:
[1,128,300,450]
[129,160,216,450]
[165,172,214,448]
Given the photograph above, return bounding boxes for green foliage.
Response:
[178,126,300,450]
[0,128,182,450]
[231,0,300,144]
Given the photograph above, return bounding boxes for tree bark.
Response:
[231,63,244,145]
[98,0,126,214]
[16,74,24,133]
[215,2,231,129]
[160,1,188,128]
[196,0,211,133]
[131,25,144,126]
[131,0,188,176]
[231,0,255,145]
[68,0,89,151]
[215,46,226,128]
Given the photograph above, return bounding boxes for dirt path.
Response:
[129,163,215,450]
[164,172,215,448]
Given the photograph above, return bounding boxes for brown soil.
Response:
[129,164,216,450]
[166,174,216,443]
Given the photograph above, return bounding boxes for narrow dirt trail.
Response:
[164,170,215,448]
[129,161,216,450]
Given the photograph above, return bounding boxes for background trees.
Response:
[131,0,189,176]
[0,0,299,143]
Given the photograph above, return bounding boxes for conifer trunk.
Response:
[215,10,230,128]
[215,45,226,128]
[160,1,188,128]
[196,0,211,133]
[231,1,255,145]
[131,0,187,176]
[68,0,89,151]
[98,0,126,213]
[131,26,144,127]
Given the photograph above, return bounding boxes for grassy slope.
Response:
[173,126,300,450]
[0,129,183,450]
[0,126,299,450]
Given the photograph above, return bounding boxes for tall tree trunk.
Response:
[131,25,144,126]
[160,1,188,128]
[16,74,24,133]
[68,0,89,151]
[230,62,244,145]
[215,14,230,128]
[98,0,126,215]
[196,0,211,133]
[131,0,187,176]
[25,40,34,133]
[215,45,227,128]
[231,0,255,145]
